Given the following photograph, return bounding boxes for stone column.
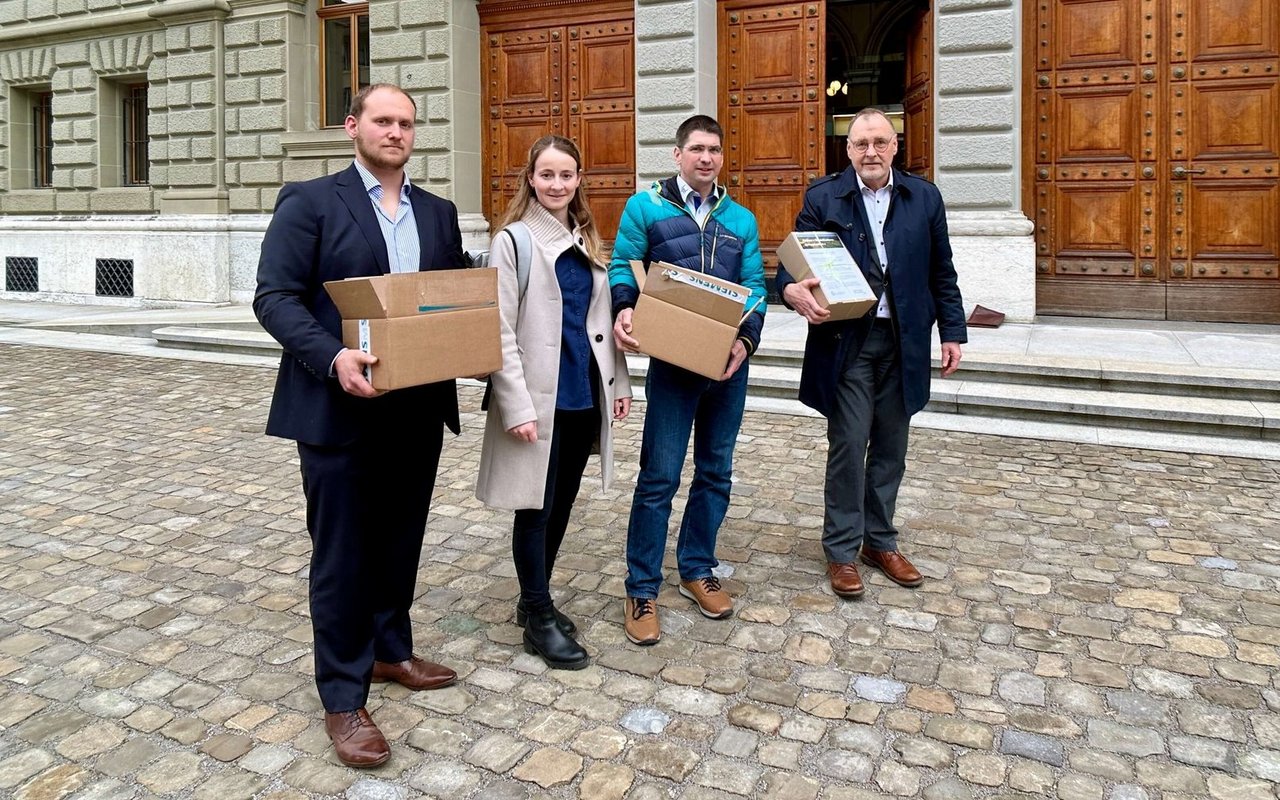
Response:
[634,0,718,185]
[151,0,232,215]
[934,0,1035,321]
[380,0,487,250]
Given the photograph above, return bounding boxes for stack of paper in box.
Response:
[628,261,762,380]
[776,231,878,321]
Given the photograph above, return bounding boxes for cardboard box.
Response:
[776,231,878,321]
[629,261,761,380]
[324,269,501,391]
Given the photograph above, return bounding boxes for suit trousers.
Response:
[822,318,910,562]
[297,421,443,712]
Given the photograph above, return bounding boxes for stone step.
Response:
[154,325,281,354]
[750,346,1280,402]
[625,355,1278,441]
[154,325,1278,442]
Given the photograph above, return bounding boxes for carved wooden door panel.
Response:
[566,17,635,245]
[904,8,932,179]
[1030,0,1279,321]
[479,0,635,244]
[482,25,562,226]
[1166,0,1279,321]
[719,0,825,273]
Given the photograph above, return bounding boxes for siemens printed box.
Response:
[629,261,762,380]
[776,231,878,321]
[324,269,501,391]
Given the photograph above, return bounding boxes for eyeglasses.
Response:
[849,137,894,153]
[682,144,723,156]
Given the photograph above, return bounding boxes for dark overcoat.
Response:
[776,166,967,417]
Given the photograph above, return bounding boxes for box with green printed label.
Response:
[776,231,878,322]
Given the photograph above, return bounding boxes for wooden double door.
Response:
[478,0,635,242]
[1030,0,1280,321]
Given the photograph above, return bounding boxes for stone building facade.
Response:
[0,0,1034,319]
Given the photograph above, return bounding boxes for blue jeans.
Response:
[624,358,749,599]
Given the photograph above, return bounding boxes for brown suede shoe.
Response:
[828,562,865,598]
[371,655,457,690]
[679,576,734,619]
[324,708,390,768]
[624,597,661,645]
[860,548,924,588]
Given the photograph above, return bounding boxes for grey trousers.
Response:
[822,319,910,563]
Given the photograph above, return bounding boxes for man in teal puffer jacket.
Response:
[608,114,767,646]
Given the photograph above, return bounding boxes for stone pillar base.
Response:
[460,212,491,253]
[947,210,1036,323]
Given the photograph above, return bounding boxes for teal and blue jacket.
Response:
[607,177,767,354]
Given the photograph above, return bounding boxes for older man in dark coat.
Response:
[776,108,966,599]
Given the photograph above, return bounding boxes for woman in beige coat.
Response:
[475,135,631,670]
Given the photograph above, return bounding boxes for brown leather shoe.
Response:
[679,576,733,619]
[371,655,457,690]
[324,708,390,768]
[828,562,865,598]
[624,597,661,645]
[860,548,924,588]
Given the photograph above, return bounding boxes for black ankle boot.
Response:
[523,607,590,670]
[515,601,577,637]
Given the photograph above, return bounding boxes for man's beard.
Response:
[355,135,410,172]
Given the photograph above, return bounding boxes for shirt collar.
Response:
[353,159,411,200]
[676,174,721,206]
[855,170,893,195]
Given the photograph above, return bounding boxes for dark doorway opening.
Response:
[824,0,929,176]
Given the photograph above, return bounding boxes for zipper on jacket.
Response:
[658,189,720,274]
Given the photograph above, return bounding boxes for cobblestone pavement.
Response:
[2,343,1279,800]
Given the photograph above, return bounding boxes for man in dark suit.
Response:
[254,83,464,768]
[776,108,966,600]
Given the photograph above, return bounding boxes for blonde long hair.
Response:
[498,135,605,264]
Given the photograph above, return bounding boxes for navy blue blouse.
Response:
[555,248,595,411]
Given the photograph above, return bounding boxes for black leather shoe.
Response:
[523,606,589,670]
[516,601,577,637]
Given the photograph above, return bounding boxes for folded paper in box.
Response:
[776,231,878,322]
[324,269,501,391]
[628,260,761,380]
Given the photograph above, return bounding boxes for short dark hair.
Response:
[846,107,892,139]
[348,83,417,119]
[676,114,723,148]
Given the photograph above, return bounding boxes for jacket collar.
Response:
[336,163,390,274]
[521,201,575,251]
[831,165,911,199]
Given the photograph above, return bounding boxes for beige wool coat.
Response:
[475,203,632,510]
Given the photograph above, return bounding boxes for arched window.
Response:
[318,0,369,127]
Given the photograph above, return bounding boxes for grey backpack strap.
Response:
[504,221,533,301]
[484,222,534,413]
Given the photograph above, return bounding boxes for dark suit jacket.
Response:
[776,167,966,418]
[254,163,467,446]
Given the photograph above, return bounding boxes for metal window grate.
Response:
[95,258,134,297]
[33,92,53,188]
[123,83,149,186]
[5,257,39,292]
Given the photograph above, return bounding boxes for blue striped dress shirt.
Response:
[353,160,420,273]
